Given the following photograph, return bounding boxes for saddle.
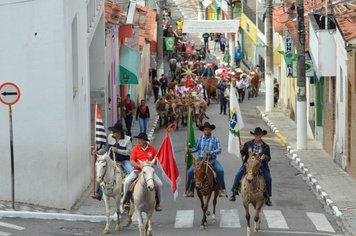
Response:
[123,177,159,205]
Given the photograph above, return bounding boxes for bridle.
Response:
[140,164,155,189]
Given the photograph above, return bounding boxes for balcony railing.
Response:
[87,0,103,33]
[243,3,256,25]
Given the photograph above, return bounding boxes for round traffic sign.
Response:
[0,82,21,105]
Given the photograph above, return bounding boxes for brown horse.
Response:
[203,77,218,106]
[193,153,219,229]
[250,72,261,97]
[240,150,266,236]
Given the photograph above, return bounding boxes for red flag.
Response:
[185,75,192,88]
[157,124,180,200]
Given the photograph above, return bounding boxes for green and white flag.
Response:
[165,37,175,51]
[186,111,195,169]
[119,45,140,84]
[228,83,244,158]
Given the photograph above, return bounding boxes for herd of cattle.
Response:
[155,62,262,130]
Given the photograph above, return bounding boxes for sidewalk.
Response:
[256,106,356,236]
[0,99,160,221]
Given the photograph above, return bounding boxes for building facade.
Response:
[0,0,105,209]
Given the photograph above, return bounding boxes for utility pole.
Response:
[228,0,236,67]
[265,0,274,112]
[157,0,164,76]
[296,0,307,149]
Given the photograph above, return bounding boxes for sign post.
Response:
[0,82,21,209]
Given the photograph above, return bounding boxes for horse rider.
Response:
[185,122,227,198]
[122,133,163,211]
[93,122,133,200]
[229,127,273,206]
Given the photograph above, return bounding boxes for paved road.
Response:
[0,93,344,236]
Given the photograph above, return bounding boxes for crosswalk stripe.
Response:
[174,210,194,228]
[0,231,11,236]
[263,210,289,229]
[220,209,241,228]
[0,222,25,231]
[306,212,335,233]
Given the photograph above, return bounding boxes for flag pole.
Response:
[91,103,97,198]
[185,103,190,192]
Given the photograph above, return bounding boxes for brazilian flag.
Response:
[186,111,196,169]
[165,37,175,51]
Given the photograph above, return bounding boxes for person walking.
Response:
[220,34,226,53]
[122,94,135,136]
[237,76,246,103]
[234,47,243,68]
[136,99,150,134]
[152,76,161,103]
[214,33,221,51]
[223,51,231,65]
[159,74,168,96]
[217,80,227,115]
[202,32,210,50]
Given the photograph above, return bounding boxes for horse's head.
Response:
[193,158,207,189]
[95,153,109,183]
[246,153,261,183]
[141,159,156,191]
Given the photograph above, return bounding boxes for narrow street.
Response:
[0,92,343,236]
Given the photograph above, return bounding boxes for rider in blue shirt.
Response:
[185,122,227,198]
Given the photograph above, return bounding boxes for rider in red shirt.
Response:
[122,133,163,211]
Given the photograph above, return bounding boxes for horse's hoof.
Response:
[147,231,153,236]
[200,225,206,230]
[206,210,210,216]
[125,219,132,227]
[103,228,109,234]
[246,227,251,236]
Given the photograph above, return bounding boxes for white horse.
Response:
[126,160,156,236]
[96,151,122,234]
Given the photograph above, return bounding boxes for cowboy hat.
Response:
[133,133,150,142]
[250,127,267,136]
[235,68,243,73]
[108,122,126,133]
[199,122,216,131]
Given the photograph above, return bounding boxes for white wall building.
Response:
[0,0,105,209]
[334,27,348,169]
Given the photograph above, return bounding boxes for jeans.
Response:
[121,160,133,174]
[139,117,149,134]
[124,115,133,136]
[204,41,208,50]
[123,171,163,203]
[220,97,227,114]
[238,88,245,102]
[235,59,241,68]
[153,87,159,102]
[231,164,272,197]
[186,159,226,192]
[161,86,167,95]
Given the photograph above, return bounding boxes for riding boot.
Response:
[155,203,162,212]
[123,190,132,209]
[265,197,272,206]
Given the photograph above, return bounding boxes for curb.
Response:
[0,115,161,222]
[256,107,343,219]
[0,210,117,223]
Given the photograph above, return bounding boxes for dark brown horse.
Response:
[240,149,266,236]
[193,153,219,229]
[250,72,261,97]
